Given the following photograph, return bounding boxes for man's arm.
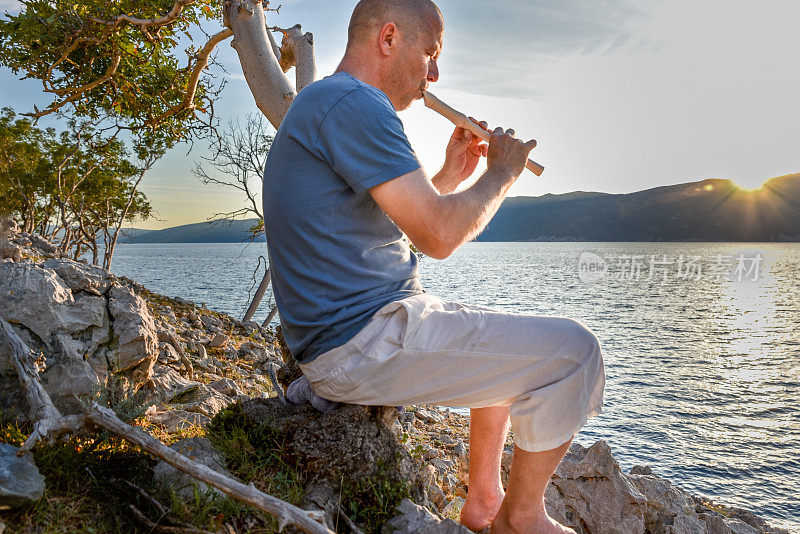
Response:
[370,127,536,260]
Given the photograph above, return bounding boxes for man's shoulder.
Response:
[294,72,393,119]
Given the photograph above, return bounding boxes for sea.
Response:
[111,241,800,531]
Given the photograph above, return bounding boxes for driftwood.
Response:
[0,317,334,534]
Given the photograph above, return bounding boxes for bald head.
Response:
[346,0,443,51]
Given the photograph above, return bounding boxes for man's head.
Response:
[340,0,444,110]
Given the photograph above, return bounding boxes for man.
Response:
[262,0,605,532]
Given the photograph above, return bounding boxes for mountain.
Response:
[123,174,800,243]
[121,219,264,243]
[477,174,800,242]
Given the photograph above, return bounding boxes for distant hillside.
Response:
[121,219,263,244]
[124,174,800,243]
[477,174,800,241]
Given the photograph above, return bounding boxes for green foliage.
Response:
[340,455,413,530]
[0,420,156,533]
[0,0,224,148]
[0,107,153,265]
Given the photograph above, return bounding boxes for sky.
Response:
[1,0,798,230]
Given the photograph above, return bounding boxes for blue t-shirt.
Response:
[262,72,425,364]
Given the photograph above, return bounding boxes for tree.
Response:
[0,0,315,149]
[192,112,273,239]
[0,108,153,266]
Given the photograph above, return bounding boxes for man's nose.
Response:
[427,59,439,83]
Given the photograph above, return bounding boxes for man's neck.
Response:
[335,55,383,92]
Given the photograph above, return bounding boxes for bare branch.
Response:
[151,28,234,125]
[25,55,122,120]
[0,318,60,424]
[88,0,198,28]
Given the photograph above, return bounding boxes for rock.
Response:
[428,483,446,509]
[415,407,444,424]
[724,518,760,534]
[147,366,199,397]
[0,443,45,509]
[0,239,21,262]
[148,409,211,432]
[158,342,180,364]
[702,513,733,534]
[629,470,698,532]
[207,378,244,397]
[545,441,647,533]
[238,341,269,359]
[153,437,231,498]
[440,496,465,518]
[27,233,58,254]
[452,439,467,460]
[237,398,425,501]
[0,262,117,415]
[442,474,459,493]
[42,258,114,295]
[208,333,229,349]
[387,498,472,534]
[107,285,158,377]
[631,465,653,475]
[432,457,456,471]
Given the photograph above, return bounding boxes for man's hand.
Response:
[486,126,537,180]
[434,117,489,193]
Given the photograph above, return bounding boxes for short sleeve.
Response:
[315,87,421,193]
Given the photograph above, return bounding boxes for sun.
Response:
[732,176,766,192]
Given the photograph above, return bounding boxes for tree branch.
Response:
[88,0,198,28]
[151,28,234,125]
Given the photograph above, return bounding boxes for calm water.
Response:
[111,242,800,531]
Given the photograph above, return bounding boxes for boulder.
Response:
[545,441,648,533]
[42,258,114,295]
[0,239,21,262]
[153,437,231,498]
[0,443,45,510]
[0,258,157,419]
[107,285,158,377]
[232,398,427,524]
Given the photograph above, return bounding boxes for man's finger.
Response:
[506,128,516,137]
[526,139,538,149]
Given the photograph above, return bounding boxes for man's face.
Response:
[386,15,443,111]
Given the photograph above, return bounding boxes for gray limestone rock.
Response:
[42,258,114,295]
[545,440,648,533]
[0,239,21,262]
[0,443,45,510]
[387,499,471,534]
[148,409,211,432]
[107,285,158,377]
[153,437,231,498]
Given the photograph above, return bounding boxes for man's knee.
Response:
[559,317,604,367]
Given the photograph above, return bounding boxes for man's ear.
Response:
[378,22,398,56]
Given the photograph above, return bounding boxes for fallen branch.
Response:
[158,329,194,378]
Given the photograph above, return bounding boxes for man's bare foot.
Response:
[489,508,575,534]
[459,489,505,532]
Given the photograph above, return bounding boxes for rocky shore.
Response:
[0,223,790,534]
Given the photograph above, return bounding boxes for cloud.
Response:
[434,0,657,98]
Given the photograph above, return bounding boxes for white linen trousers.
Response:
[299,293,605,452]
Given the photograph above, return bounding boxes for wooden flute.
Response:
[422,91,545,176]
